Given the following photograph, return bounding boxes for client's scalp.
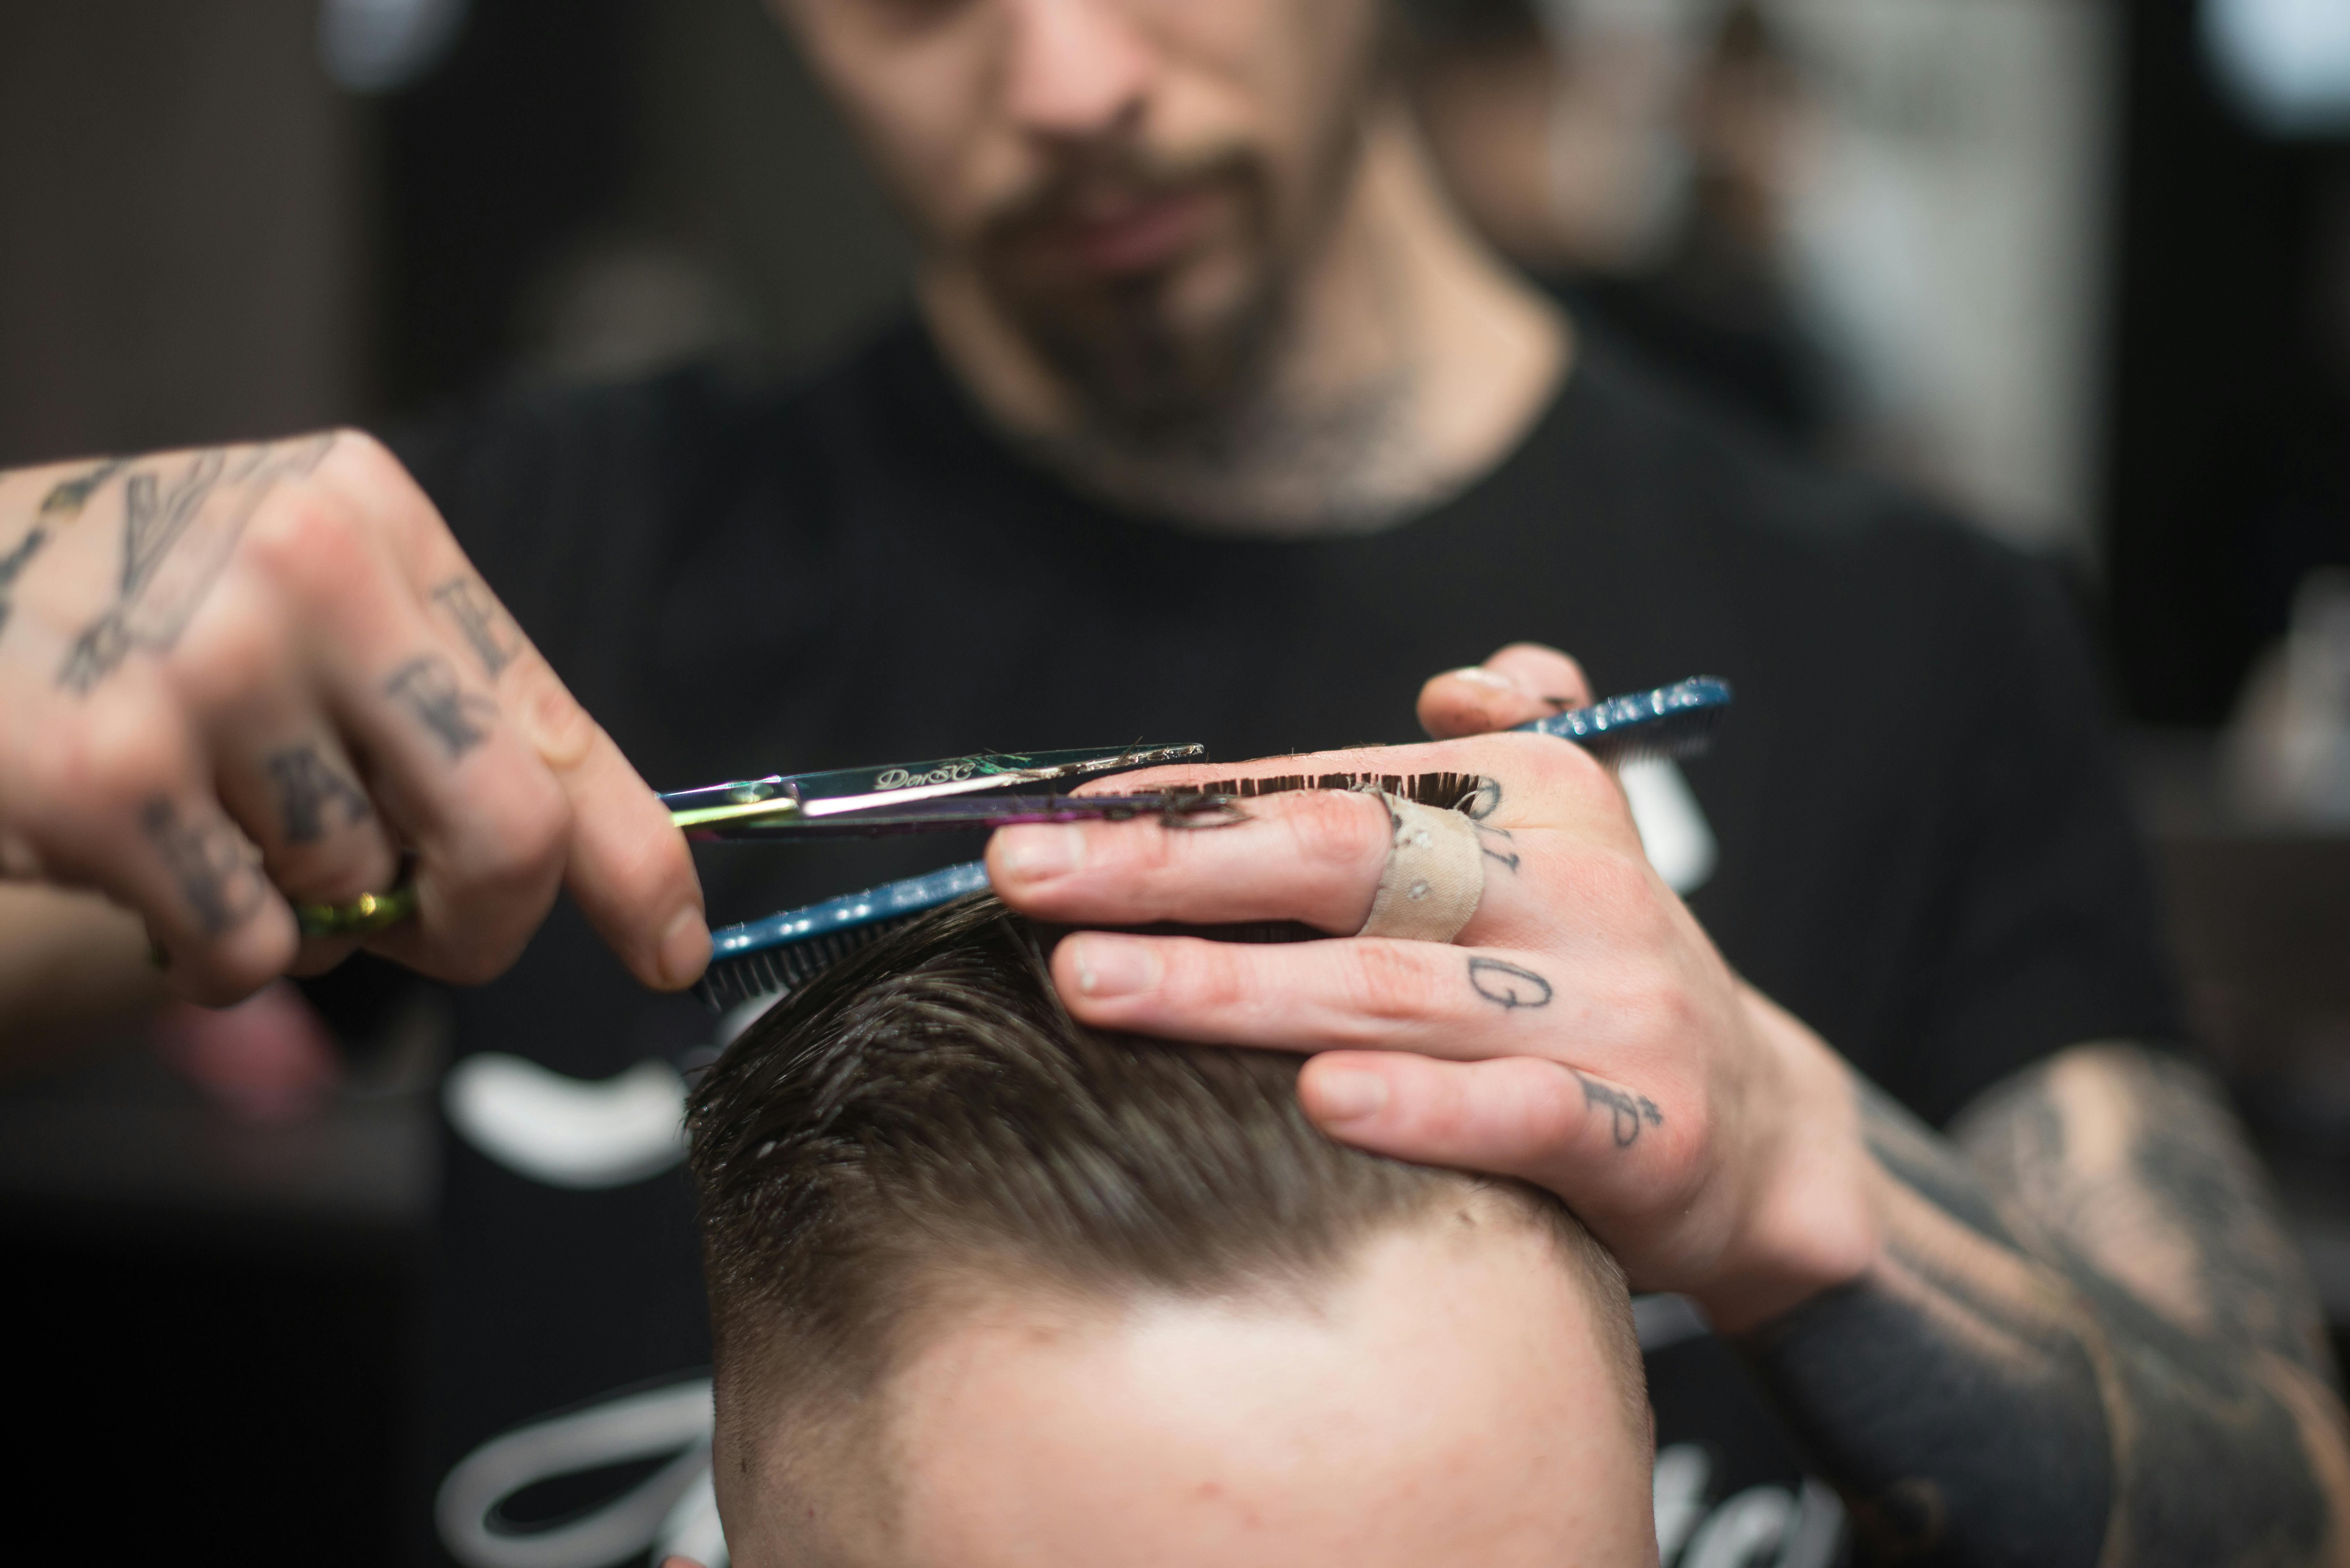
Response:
[686,895,1640,1446]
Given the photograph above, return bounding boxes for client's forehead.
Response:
[766,1203,1652,1568]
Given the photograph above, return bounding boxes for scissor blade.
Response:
[662,742,1209,832]
[692,793,1242,840]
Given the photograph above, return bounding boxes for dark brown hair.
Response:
[686,894,1640,1433]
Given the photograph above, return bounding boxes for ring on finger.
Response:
[294,879,418,938]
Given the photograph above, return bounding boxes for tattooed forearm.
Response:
[1958,1048,2334,1379]
[57,436,336,694]
[142,799,268,935]
[1468,955,1552,1009]
[1742,1046,2349,1567]
[430,576,520,680]
[264,745,372,845]
[1577,1071,1663,1148]
[386,654,498,761]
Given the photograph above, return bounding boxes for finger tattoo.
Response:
[1459,777,1503,821]
[430,576,521,680]
[1576,1071,1665,1149]
[1468,956,1553,1010]
[1475,823,1521,874]
[265,745,373,844]
[385,654,499,761]
[142,799,268,936]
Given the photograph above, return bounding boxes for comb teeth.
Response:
[696,916,935,1011]
[1575,703,1724,766]
[1179,772,1490,812]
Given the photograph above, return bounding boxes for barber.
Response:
[0,2,2341,1564]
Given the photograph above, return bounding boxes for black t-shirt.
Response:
[393,316,2180,1568]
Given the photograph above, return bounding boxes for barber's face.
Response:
[773,0,1385,424]
[720,1212,1656,1567]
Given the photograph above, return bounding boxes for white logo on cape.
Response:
[437,1378,725,1568]
[445,996,780,1189]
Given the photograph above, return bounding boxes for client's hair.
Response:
[687,895,1641,1442]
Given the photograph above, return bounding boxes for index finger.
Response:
[322,437,708,991]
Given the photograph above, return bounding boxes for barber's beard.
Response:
[980,150,1434,536]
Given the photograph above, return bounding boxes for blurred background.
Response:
[1,0,2346,1558]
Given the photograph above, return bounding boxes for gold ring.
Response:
[295,881,419,939]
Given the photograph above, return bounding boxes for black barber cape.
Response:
[393,317,2180,1568]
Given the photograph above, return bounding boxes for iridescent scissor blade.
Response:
[662,742,1207,834]
[692,792,1243,840]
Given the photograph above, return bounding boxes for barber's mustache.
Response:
[982,145,1257,249]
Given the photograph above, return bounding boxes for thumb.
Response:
[1418,643,1594,738]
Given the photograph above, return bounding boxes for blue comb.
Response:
[693,676,1732,1010]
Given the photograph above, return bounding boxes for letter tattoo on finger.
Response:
[1575,1071,1665,1149]
[385,654,500,761]
[142,799,269,936]
[265,746,372,844]
[430,576,521,680]
[1459,777,1503,821]
[1475,823,1521,874]
[1469,956,1554,1010]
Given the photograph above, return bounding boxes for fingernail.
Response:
[1070,935,1159,999]
[1310,1067,1389,1121]
[659,905,711,989]
[998,824,1085,883]
[1451,666,1519,691]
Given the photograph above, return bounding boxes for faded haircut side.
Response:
[685,894,1645,1455]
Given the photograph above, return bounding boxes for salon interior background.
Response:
[0,0,2346,1560]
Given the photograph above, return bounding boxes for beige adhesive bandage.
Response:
[1355,789,1485,943]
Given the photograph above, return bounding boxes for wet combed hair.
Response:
[686,895,1641,1437]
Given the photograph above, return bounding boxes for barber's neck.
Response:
[920,103,1570,537]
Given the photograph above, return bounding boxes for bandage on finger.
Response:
[1354,789,1484,944]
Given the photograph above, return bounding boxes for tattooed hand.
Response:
[986,643,1876,1328]
[998,641,2350,1565]
[0,437,707,1006]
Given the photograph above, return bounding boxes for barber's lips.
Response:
[1024,184,1219,278]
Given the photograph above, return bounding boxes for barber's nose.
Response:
[1001,0,1152,142]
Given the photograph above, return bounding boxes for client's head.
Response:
[687,897,1654,1568]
